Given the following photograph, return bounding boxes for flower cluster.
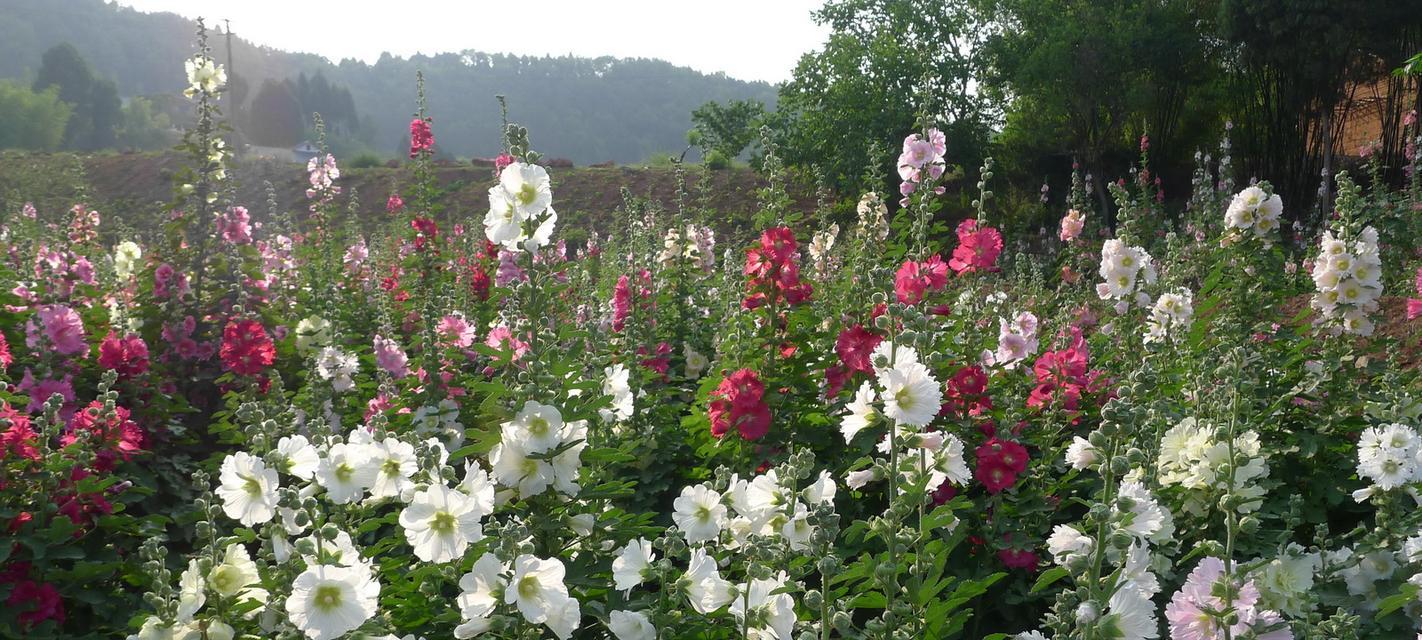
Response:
[1096,239,1157,309]
[1144,287,1194,344]
[489,401,587,498]
[897,129,947,206]
[708,368,771,440]
[742,227,812,309]
[1222,184,1283,246]
[1352,423,1421,501]
[485,162,557,252]
[948,219,1004,275]
[1310,226,1382,336]
[1156,417,1270,514]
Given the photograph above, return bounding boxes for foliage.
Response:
[0,81,72,151]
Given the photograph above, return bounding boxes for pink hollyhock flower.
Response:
[373,334,411,378]
[997,547,1039,571]
[835,325,882,374]
[98,332,149,378]
[436,314,478,348]
[485,326,529,364]
[0,331,12,371]
[493,153,515,177]
[948,219,1004,275]
[386,194,405,213]
[638,342,673,378]
[1408,266,1422,321]
[1059,209,1085,242]
[17,369,76,416]
[218,206,253,244]
[708,368,771,440]
[1166,557,1291,640]
[27,304,87,356]
[220,319,275,376]
[496,249,527,286]
[894,254,951,304]
[409,117,435,158]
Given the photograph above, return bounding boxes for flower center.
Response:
[518,183,539,206]
[430,510,457,534]
[314,584,343,612]
[242,475,263,497]
[382,459,402,477]
[528,417,549,436]
[336,462,354,483]
[518,575,541,599]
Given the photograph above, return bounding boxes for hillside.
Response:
[0,0,780,163]
[0,152,816,238]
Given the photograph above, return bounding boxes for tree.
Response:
[247,79,304,147]
[776,0,994,194]
[88,78,121,150]
[0,80,72,150]
[690,99,766,163]
[30,42,123,150]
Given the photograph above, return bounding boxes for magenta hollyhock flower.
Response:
[386,193,405,213]
[948,219,1004,275]
[835,325,882,374]
[612,274,632,332]
[17,369,76,416]
[0,331,12,371]
[98,332,149,378]
[409,117,434,158]
[218,206,253,244]
[1408,267,1422,321]
[220,319,275,376]
[708,368,771,440]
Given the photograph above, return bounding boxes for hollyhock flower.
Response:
[220,319,275,376]
[1166,557,1291,640]
[485,325,530,364]
[400,484,485,563]
[218,206,253,244]
[7,580,64,628]
[215,452,279,526]
[27,304,87,356]
[454,554,506,636]
[411,216,439,250]
[836,324,883,374]
[437,313,478,349]
[373,334,410,378]
[879,361,942,427]
[98,332,149,377]
[708,368,771,440]
[1407,266,1422,320]
[184,54,226,96]
[612,274,632,332]
[315,346,358,392]
[840,382,879,442]
[294,316,332,354]
[944,365,992,417]
[386,194,404,213]
[949,220,1004,275]
[1059,209,1086,242]
[608,610,656,640]
[113,240,142,279]
[998,547,1039,571]
[743,227,812,308]
[285,564,380,640]
[683,548,734,614]
[612,538,655,592]
[506,555,577,634]
[1,402,40,461]
[976,438,1028,494]
[673,484,727,544]
[729,571,796,640]
[409,117,434,158]
[317,443,377,504]
[17,370,76,416]
[275,435,320,480]
[62,401,143,470]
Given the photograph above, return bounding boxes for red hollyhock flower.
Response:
[944,365,993,417]
[98,332,149,378]
[62,401,144,472]
[612,275,632,332]
[976,437,1029,494]
[220,319,276,376]
[948,219,1004,275]
[709,368,771,440]
[469,264,491,300]
[824,364,850,398]
[386,193,405,213]
[975,458,1018,494]
[411,216,439,250]
[6,580,64,628]
[743,227,812,309]
[0,401,40,461]
[409,117,435,158]
[998,547,1039,571]
[836,325,883,374]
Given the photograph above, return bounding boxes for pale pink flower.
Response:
[373,334,410,378]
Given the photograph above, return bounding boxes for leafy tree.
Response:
[977,0,1220,219]
[247,78,304,147]
[776,0,994,194]
[88,77,121,149]
[690,99,766,162]
[116,96,176,150]
[30,42,122,150]
[0,80,71,150]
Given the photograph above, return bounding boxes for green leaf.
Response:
[1031,566,1070,594]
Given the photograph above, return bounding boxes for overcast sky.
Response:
[112,0,830,84]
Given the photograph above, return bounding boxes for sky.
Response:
[112,0,830,84]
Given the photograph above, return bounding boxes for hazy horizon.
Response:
[111,0,830,84]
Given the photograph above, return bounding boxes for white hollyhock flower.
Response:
[459,464,497,516]
[113,241,142,279]
[524,207,558,253]
[316,443,377,504]
[500,162,553,217]
[846,468,878,490]
[216,452,279,526]
[315,347,358,392]
[602,364,634,422]
[400,484,484,563]
[543,594,581,639]
[730,571,796,640]
[673,484,727,544]
[684,344,709,379]
[780,502,814,551]
[506,555,573,626]
[683,548,733,614]
[550,420,588,497]
[879,361,942,428]
[484,187,527,247]
[1116,480,1173,544]
[285,564,380,640]
[505,400,565,454]
[869,341,919,375]
[294,316,331,353]
[840,381,878,443]
[803,470,837,505]
[184,55,226,96]
[176,559,205,622]
[209,543,260,598]
[490,436,555,498]
[276,435,320,480]
[455,554,508,638]
[608,610,656,640]
[369,438,418,500]
[612,538,655,592]
[1101,584,1157,640]
[1046,524,1094,566]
